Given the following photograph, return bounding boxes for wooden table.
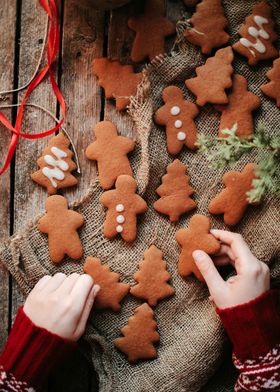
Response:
[0,0,185,390]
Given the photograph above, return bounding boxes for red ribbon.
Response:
[0,0,65,176]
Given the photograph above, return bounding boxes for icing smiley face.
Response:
[42,147,69,188]
[240,15,269,54]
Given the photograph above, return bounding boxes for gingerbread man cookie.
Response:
[154,86,199,155]
[114,303,160,363]
[232,1,278,66]
[31,133,78,195]
[83,256,130,312]
[130,245,175,306]
[128,0,176,62]
[185,46,234,106]
[93,58,143,110]
[215,74,261,138]
[85,121,135,189]
[176,214,220,281]
[100,175,147,242]
[184,0,230,54]
[154,159,197,222]
[38,195,84,263]
[261,57,280,107]
[208,163,257,226]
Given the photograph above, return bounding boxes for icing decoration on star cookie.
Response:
[100,175,147,242]
[31,133,78,195]
[215,74,261,139]
[154,159,197,222]
[154,85,199,155]
[83,256,130,312]
[232,1,278,66]
[85,121,135,190]
[185,46,234,106]
[38,195,84,264]
[184,0,230,54]
[261,57,280,107]
[176,214,221,281]
[208,163,257,226]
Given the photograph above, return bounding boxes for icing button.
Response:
[116,215,125,224]
[175,120,183,128]
[170,106,181,116]
[116,204,125,212]
[177,131,186,141]
[116,225,123,233]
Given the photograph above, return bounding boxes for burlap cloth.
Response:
[0,1,279,391]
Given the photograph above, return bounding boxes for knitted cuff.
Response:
[216,289,280,360]
[0,306,77,390]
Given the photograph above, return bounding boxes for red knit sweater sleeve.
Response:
[0,306,77,391]
[217,289,280,391]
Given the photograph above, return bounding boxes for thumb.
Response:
[193,250,226,294]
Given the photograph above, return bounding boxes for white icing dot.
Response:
[177,132,186,141]
[116,215,125,224]
[116,204,124,212]
[116,225,123,233]
[170,106,180,116]
[175,120,183,128]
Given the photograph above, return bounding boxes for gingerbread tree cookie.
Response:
[130,245,175,306]
[85,121,135,189]
[154,86,199,155]
[261,57,280,107]
[154,160,197,222]
[208,163,257,226]
[232,1,278,66]
[128,0,176,62]
[185,46,234,106]
[114,303,160,363]
[93,58,143,110]
[100,175,147,242]
[31,133,78,195]
[38,195,84,263]
[184,0,230,54]
[176,214,220,281]
[83,256,130,312]
[215,74,261,138]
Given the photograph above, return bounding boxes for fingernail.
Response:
[193,250,204,262]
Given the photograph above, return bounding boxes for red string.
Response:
[0,0,65,176]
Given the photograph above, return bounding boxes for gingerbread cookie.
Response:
[232,1,278,66]
[176,214,220,281]
[93,58,143,110]
[38,195,84,263]
[114,303,160,363]
[83,256,130,312]
[31,133,78,195]
[185,46,234,106]
[128,0,176,62]
[154,159,196,222]
[215,74,261,138]
[184,0,230,54]
[85,121,135,189]
[154,86,199,154]
[100,175,147,242]
[208,163,257,226]
[130,245,175,306]
[261,57,280,107]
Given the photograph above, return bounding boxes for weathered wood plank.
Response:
[48,1,104,390]
[12,0,58,320]
[0,0,17,350]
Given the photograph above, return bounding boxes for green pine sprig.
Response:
[196,124,280,203]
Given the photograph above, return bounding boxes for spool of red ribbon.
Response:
[0,0,65,176]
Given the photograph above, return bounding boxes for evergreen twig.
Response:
[196,124,280,203]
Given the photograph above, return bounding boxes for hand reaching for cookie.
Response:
[24,273,100,341]
[192,230,270,309]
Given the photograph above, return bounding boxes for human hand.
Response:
[192,230,270,309]
[23,273,100,341]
